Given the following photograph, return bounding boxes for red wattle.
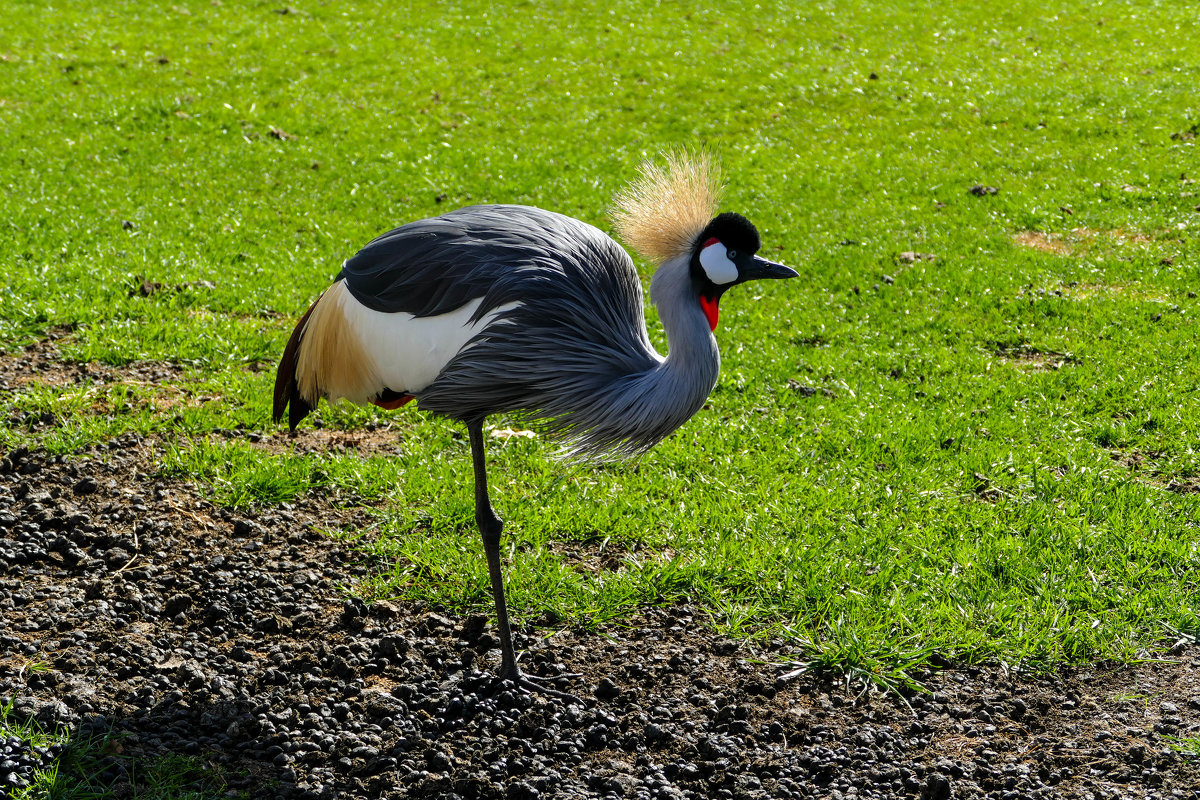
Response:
[699,295,719,331]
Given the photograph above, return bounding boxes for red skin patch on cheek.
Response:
[699,295,719,331]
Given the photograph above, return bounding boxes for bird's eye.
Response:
[727,249,738,260]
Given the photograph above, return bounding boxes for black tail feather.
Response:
[273,299,319,431]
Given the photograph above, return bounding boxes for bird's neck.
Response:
[529,254,721,459]
[648,256,721,407]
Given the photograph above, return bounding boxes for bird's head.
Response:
[690,212,798,331]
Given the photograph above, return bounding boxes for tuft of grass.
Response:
[1168,736,1200,758]
[0,698,248,800]
[0,696,69,797]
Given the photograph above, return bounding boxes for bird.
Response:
[273,152,797,694]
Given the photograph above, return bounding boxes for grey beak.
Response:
[743,254,799,281]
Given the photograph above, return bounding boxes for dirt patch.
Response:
[0,327,185,395]
[1012,227,1158,257]
[545,535,673,575]
[1013,231,1074,256]
[3,440,1200,799]
[993,343,1079,371]
[1110,449,1200,495]
[244,427,410,458]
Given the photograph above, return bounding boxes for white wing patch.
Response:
[340,289,521,396]
[699,242,738,285]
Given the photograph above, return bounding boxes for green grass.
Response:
[3,0,1200,693]
[1170,736,1200,757]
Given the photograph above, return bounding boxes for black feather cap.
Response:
[694,212,761,255]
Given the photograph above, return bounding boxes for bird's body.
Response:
[274,154,795,692]
[278,204,720,457]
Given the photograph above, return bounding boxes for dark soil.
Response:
[3,358,1200,798]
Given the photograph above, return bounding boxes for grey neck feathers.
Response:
[644,256,721,426]
[547,257,720,460]
[433,253,724,460]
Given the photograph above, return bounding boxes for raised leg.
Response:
[466,419,582,701]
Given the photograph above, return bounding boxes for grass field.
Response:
[3,0,1200,707]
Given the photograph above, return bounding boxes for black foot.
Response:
[491,669,585,703]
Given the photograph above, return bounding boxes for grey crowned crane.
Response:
[273,153,796,694]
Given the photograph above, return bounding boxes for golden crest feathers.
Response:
[611,150,723,265]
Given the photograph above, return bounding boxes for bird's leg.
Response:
[466,419,583,702]
[467,418,520,681]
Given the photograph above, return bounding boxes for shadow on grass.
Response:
[2,695,273,799]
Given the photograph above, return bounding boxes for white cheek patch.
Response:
[699,242,738,285]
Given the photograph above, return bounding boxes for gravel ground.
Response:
[3,380,1200,798]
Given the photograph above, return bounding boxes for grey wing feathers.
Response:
[338,204,668,457]
[341,205,622,321]
[392,208,667,456]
